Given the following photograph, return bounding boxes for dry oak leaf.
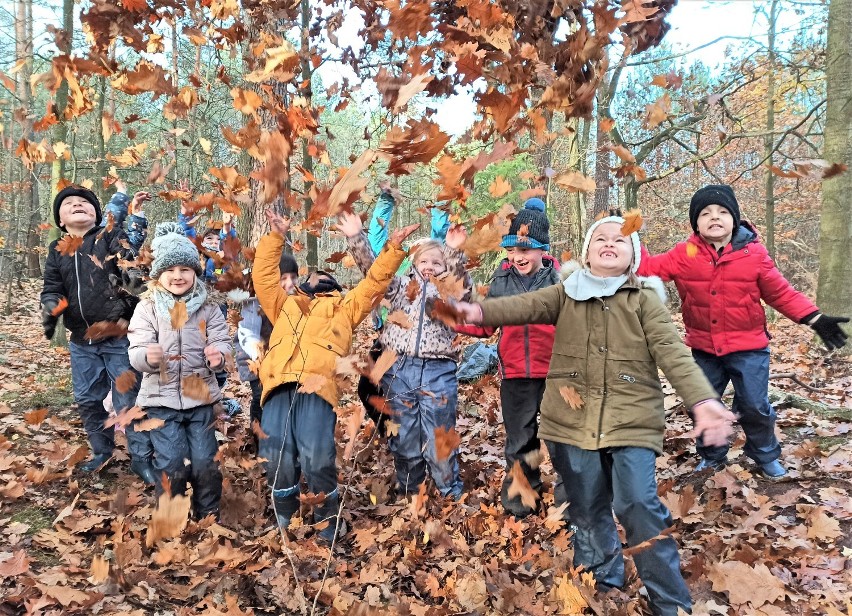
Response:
[551,574,588,615]
[369,348,399,386]
[685,242,700,258]
[455,570,488,612]
[181,374,211,403]
[105,405,146,429]
[90,555,109,584]
[0,550,29,578]
[488,175,511,198]
[135,417,166,432]
[707,561,785,607]
[169,301,188,330]
[621,209,643,236]
[115,369,138,395]
[56,235,83,256]
[84,320,128,341]
[146,491,191,546]
[385,310,413,329]
[644,93,672,129]
[805,506,842,541]
[560,386,584,410]
[429,298,464,327]
[24,408,48,426]
[405,278,420,302]
[51,297,69,316]
[555,170,596,193]
[434,426,461,462]
[298,373,328,395]
[507,460,538,510]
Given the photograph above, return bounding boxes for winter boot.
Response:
[314,492,346,544]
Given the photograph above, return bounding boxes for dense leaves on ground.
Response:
[0,281,850,615]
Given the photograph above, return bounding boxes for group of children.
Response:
[41,180,847,613]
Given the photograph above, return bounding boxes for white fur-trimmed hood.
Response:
[560,260,667,303]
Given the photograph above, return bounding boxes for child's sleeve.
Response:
[455,271,497,337]
[639,290,718,407]
[756,249,818,323]
[205,306,232,371]
[346,230,375,277]
[480,284,563,327]
[127,302,159,373]
[125,213,148,252]
[431,206,450,241]
[635,243,682,282]
[237,301,264,361]
[40,246,66,306]
[252,233,288,325]
[342,243,407,326]
[103,191,130,229]
[178,212,197,239]
[367,191,396,256]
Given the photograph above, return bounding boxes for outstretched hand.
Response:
[691,399,736,448]
[265,208,290,236]
[389,223,420,247]
[445,224,467,250]
[337,211,364,238]
[810,313,849,351]
[453,301,484,325]
[130,191,151,214]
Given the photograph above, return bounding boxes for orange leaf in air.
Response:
[488,176,511,198]
[559,386,584,410]
[429,298,464,327]
[84,320,129,341]
[146,492,191,547]
[507,461,539,509]
[51,297,69,316]
[369,348,399,386]
[621,209,643,236]
[115,370,138,394]
[405,278,420,302]
[434,426,461,461]
[298,373,328,394]
[300,491,327,507]
[56,235,83,256]
[121,0,148,11]
[181,374,211,402]
[135,417,166,431]
[169,302,188,330]
[385,310,413,329]
[685,243,699,258]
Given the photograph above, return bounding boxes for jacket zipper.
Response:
[177,326,183,410]
[413,279,428,357]
[74,253,92,344]
[597,299,610,444]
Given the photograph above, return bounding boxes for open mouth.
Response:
[599,250,618,259]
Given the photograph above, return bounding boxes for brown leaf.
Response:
[488,176,511,198]
[50,297,69,316]
[298,374,328,394]
[555,170,596,193]
[146,491,191,547]
[115,370,138,395]
[181,374,211,403]
[685,242,699,258]
[169,301,188,330]
[434,426,460,461]
[105,405,146,429]
[56,235,83,256]
[621,209,643,235]
[385,310,413,329]
[644,93,671,129]
[507,460,538,509]
[24,408,48,426]
[0,550,30,578]
[300,491,327,507]
[84,320,128,341]
[431,272,467,302]
[707,561,785,607]
[135,417,166,431]
[405,278,420,302]
[559,386,584,410]
[369,348,399,386]
[90,555,109,583]
[429,298,464,327]
[805,506,842,541]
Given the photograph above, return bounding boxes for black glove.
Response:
[809,313,849,351]
[42,300,59,340]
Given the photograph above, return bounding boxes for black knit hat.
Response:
[53,186,102,230]
[279,253,298,276]
[689,185,740,232]
[501,198,550,250]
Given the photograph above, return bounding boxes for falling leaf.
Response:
[90,556,109,583]
[644,93,671,129]
[24,408,48,426]
[555,170,596,193]
[685,242,699,258]
[84,320,128,341]
[607,145,636,163]
[50,297,69,316]
[169,302,188,330]
[300,491,327,507]
[405,278,420,302]
[559,386,584,410]
[507,461,538,509]
[385,310,413,329]
[599,117,615,132]
[56,235,83,256]
[621,209,643,235]
[369,348,399,386]
[115,370,138,395]
[181,374,211,402]
[146,491,191,547]
[298,374,328,394]
[135,417,166,431]
[105,405,146,429]
[488,176,511,198]
[434,426,460,461]
[429,298,464,327]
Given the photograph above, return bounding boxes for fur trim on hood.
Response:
[560,259,667,303]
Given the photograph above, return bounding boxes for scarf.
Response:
[153,278,209,319]
[299,274,342,297]
[563,269,628,301]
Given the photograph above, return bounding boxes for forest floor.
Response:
[0,279,850,616]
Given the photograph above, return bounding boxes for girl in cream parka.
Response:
[128,222,231,520]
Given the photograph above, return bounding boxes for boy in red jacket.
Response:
[638,184,848,478]
[457,198,563,515]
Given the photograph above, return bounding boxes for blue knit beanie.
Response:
[501,198,550,250]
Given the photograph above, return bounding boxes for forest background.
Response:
[0,0,850,615]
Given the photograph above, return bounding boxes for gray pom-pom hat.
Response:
[150,221,203,279]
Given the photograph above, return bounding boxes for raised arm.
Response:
[252,210,291,325]
[475,284,564,328]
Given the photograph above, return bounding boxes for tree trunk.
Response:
[16,0,40,278]
[816,0,852,338]
[593,119,611,216]
[301,0,318,271]
[763,0,778,260]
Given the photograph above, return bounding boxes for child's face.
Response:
[201,233,220,251]
[506,247,544,276]
[279,272,297,294]
[58,195,97,231]
[696,204,734,245]
[415,247,446,278]
[159,266,196,295]
[587,222,633,277]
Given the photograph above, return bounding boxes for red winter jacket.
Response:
[456,256,561,378]
[636,222,817,356]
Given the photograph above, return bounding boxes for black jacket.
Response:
[41,194,139,344]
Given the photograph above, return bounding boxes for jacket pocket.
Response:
[312,339,346,357]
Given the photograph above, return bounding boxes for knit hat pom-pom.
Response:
[154,221,186,238]
[523,197,546,212]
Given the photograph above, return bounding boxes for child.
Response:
[254,209,414,543]
[456,198,562,517]
[454,213,736,616]
[341,210,471,501]
[234,253,299,451]
[638,185,848,478]
[40,181,155,483]
[127,222,231,520]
